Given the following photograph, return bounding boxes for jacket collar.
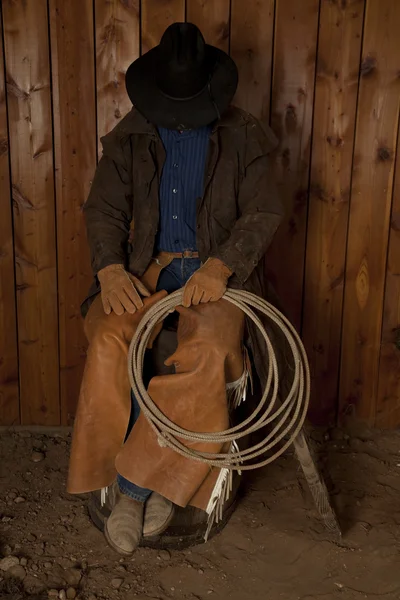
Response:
[118,106,247,137]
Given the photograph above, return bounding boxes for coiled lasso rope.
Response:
[127,288,310,471]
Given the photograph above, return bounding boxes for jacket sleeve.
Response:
[83,135,133,276]
[214,119,284,284]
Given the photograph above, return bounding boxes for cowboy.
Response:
[67,22,284,556]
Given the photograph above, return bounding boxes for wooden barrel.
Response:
[88,473,241,550]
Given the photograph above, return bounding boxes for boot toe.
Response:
[143,493,174,537]
[105,494,144,556]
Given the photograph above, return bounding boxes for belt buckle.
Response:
[183,250,194,259]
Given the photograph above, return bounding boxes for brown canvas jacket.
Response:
[83,106,289,389]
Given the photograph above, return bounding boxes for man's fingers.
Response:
[191,287,204,306]
[102,295,112,315]
[200,291,213,304]
[182,283,194,308]
[128,274,151,298]
[101,273,162,316]
[208,291,223,303]
[120,289,142,314]
[108,292,125,316]
[135,280,151,298]
[123,283,143,310]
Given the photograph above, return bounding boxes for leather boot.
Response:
[105,491,144,556]
[143,493,174,537]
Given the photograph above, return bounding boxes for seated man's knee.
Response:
[84,295,137,344]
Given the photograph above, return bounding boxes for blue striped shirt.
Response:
[156,125,211,252]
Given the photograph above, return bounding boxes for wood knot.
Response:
[327,135,344,148]
[360,55,377,77]
[377,146,392,162]
[355,259,369,310]
[391,212,400,232]
[12,185,36,213]
[312,344,324,355]
[218,21,230,41]
[357,333,367,347]
[328,0,347,6]
[0,138,8,156]
[285,104,297,132]
[329,271,344,291]
[310,184,328,203]
[295,189,308,211]
[297,87,306,103]
[120,0,139,11]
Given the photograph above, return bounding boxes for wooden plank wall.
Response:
[303,0,365,424]
[3,0,59,425]
[0,0,399,428]
[0,7,19,425]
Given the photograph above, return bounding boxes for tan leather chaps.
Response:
[67,292,244,511]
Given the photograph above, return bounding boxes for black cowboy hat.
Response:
[125,22,238,130]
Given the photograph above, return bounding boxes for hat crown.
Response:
[159,22,206,68]
[157,23,211,99]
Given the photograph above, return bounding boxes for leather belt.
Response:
[141,251,200,294]
[157,250,200,259]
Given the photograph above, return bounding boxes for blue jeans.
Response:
[117,258,202,501]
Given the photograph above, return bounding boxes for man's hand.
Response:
[97,264,150,315]
[182,258,232,307]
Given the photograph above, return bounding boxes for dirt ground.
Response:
[1,427,400,600]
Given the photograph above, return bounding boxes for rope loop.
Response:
[127,289,310,471]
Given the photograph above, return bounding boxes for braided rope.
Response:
[127,289,310,471]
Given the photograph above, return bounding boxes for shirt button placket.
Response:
[172,142,179,230]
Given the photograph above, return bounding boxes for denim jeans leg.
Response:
[117,473,152,502]
[182,257,202,283]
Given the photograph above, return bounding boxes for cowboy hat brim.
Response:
[125,45,238,130]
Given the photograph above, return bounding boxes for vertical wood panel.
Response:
[267,0,320,329]
[186,0,230,51]
[1,0,400,428]
[141,0,185,53]
[339,0,400,424]
[230,0,275,119]
[3,0,59,425]
[95,0,140,150]
[0,7,19,425]
[376,120,400,428]
[303,0,365,424]
[49,0,95,425]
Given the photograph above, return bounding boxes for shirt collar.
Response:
[157,125,211,140]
